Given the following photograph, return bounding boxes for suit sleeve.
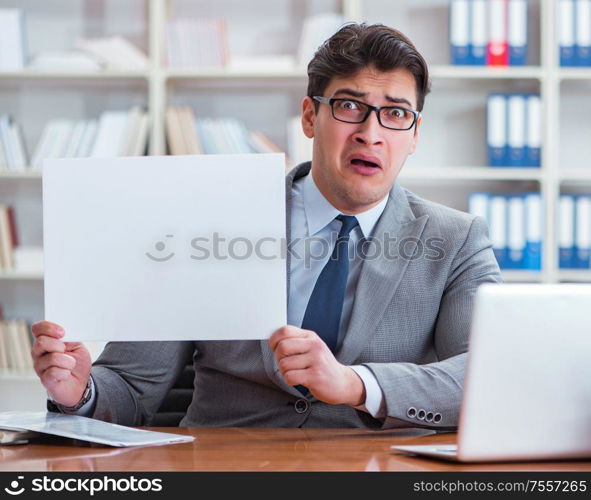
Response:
[51,340,195,426]
[358,216,502,430]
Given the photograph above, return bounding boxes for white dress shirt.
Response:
[288,171,387,418]
[66,170,388,418]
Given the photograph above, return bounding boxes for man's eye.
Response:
[338,100,359,110]
[386,108,405,118]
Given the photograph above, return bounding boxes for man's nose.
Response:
[351,110,384,145]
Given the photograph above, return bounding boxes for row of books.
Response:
[450,0,528,66]
[559,0,591,66]
[165,13,343,70]
[165,106,312,165]
[0,7,148,72]
[17,107,148,170]
[0,318,32,372]
[0,115,28,170]
[166,19,229,68]
[487,93,541,167]
[559,194,591,268]
[469,192,542,270]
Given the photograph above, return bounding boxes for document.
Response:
[43,154,287,342]
[0,412,195,447]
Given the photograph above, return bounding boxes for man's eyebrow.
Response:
[331,88,414,108]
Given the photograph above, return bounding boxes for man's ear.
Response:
[301,96,316,139]
[408,114,422,155]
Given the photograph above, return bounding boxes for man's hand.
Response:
[269,325,366,406]
[31,321,92,407]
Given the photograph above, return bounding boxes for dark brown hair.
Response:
[307,23,431,112]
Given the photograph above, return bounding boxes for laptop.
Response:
[393,283,591,462]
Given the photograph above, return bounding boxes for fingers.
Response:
[282,368,309,387]
[31,321,65,340]
[274,337,310,358]
[277,352,312,374]
[34,352,76,377]
[31,335,66,359]
[268,325,310,352]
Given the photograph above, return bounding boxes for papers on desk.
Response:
[0,412,194,447]
[42,153,287,342]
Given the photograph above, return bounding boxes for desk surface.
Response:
[1,428,590,472]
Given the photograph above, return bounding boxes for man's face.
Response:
[301,66,422,214]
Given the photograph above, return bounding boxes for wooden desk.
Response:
[1,428,590,472]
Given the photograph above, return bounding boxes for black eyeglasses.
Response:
[313,96,420,131]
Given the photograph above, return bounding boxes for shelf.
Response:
[559,170,591,182]
[165,68,307,80]
[0,70,149,80]
[399,167,543,181]
[0,169,42,179]
[429,65,543,80]
[0,371,37,381]
[558,68,591,81]
[501,270,545,283]
[0,271,44,281]
[558,270,591,282]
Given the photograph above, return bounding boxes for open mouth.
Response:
[350,158,380,168]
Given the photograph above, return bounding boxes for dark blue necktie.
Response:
[301,214,359,353]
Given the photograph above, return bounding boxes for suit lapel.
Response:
[260,162,312,396]
[336,183,429,366]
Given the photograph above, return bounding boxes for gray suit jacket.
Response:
[60,162,501,429]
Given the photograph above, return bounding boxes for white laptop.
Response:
[393,283,591,462]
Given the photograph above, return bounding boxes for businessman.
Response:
[31,23,501,430]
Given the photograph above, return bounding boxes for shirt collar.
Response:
[302,171,388,238]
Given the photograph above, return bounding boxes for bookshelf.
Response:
[0,0,589,410]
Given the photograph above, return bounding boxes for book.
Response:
[559,0,577,66]
[166,107,187,155]
[487,94,507,166]
[507,195,526,268]
[507,94,526,166]
[90,111,129,158]
[0,8,27,71]
[575,195,591,268]
[508,0,528,65]
[524,193,542,270]
[525,94,541,167]
[298,13,345,67]
[559,194,576,268]
[487,0,509,66]
[490,195,508,268]
[575,0,591,66]
[470,0,487,65]
[76,36,148,70]
[450,0,471,65]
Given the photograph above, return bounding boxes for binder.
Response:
[507,195,526,268]
[487,94,507,166]
[487,0,509,66]
[490,195,508,268]
[559,0,577,66]
[575,195,591,268]
[575,0,591,66]
[450,0,471,65]
[468,192,490,221]
[524,193,542,270]
[525,94,541,167]
[508,0,528,65]
[507,94,526,167]
[470,0,487,65]
[559,194,576,268]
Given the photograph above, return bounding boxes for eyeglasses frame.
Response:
[312,95,421,131]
